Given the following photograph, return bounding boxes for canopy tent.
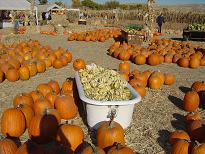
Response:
[0,0,38,25]
[37,4,64,13]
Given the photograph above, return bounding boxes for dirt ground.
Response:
[0,29,205,153]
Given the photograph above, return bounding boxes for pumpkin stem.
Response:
[17,104,24,109]
[116,143,122,150]
[108,109,116,128]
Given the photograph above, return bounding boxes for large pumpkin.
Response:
[45,91,57,108]
[183,91,200,112]
[0,138,18,154]
[164,73,175,85]
[147,54,160,66]
[1,108,26,137]
[169,130,190,145]
[148,75,161,89]
[54,95,78,120]
[56,124,84,151]
[17,104,34,128]
[28,113,58,144]
[190,57,200,69]
[107,143,134,154]
[134,54,146,65]
[171,140,190,154]
[97,120,125,150]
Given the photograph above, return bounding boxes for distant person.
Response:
[45,12,49,24]
[156,13,165,33]
[14,19,19,34]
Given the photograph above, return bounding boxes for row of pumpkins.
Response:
[0,78,135,153]
[118,61,175,99]
[67,28,121,42]
[108,40,205,69]
[170,81,205,154]
[0,40,74,83]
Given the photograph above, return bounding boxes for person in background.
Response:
[156,13,165,33]
[45,12,49,24]
[14,18,19,34]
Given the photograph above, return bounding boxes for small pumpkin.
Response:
[81,144,105,154]
[119,61,130,74]
[36,60,46,73]
[29,91,43,103]
[190,57,200,69]
[1,108,26,137]
[107,143,134,154]
[191,81,205,92]
[33,97,52,115]
[134,54,146,65]
[148,75,162,89]
[13,93,34,108]
[54,95,78,120]
[36,83,53,97]
[147,54,160,66]
[48,80,60,94]
[185,112,201,124]
[183,91,200,112]
[6,68,19,82]
[169,130,190,145]
[53,59,63,69]
[63,51,72,63]
[19,65,30,80]
[132,83,146,99]
[177,57,189,68]
[61,78,74,93]
[73,58,86,71]
[164,73,175,85]
[56,123,84,151]
[0,138,18,154]
[45,91,57,108]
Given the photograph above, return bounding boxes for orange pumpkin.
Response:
[36,60,46,73]
[191,81,205,92]
[33,97,53,115]
[134,54,146,65]
[148,75,161,89]
[1,108,26,137]
[147,54,160,66]
[13,93,34,108]
[183,91,199,112]
[169,130,190,145]
[185,112,201,124]
[53,59,63,69]
[0,138,18,154]
[107,143,134,154]
[164,73,175,85]
[119,61,130,74]
[19,65,30,80]
[177,58,189,68]
[5,68,19,82]
[190,57,200,69]
[48,80,60,94]
[73,58,86,71]
[171,140,190,154]
[36,83,53,97]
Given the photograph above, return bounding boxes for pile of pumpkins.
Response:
[119,61,175,99]
[0,39,72,83]
[0,79,135,153]
[108,40,205,69]
[17,27,27,35]
[40,31,58,36]
[67,28,121,42]
[170,81,205,154]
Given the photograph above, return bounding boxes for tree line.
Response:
[36,0,145,10]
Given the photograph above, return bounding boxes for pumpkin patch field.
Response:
[0,30,205,154]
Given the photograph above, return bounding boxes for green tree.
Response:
[105,0,120,9]
[39,0,48,5]
[72,0,81,8]
[81,0,99,9]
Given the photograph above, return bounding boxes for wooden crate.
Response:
[121,30,145,46]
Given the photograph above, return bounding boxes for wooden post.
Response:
[145,0,156,42]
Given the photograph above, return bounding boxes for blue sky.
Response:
[49,0,205,5]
